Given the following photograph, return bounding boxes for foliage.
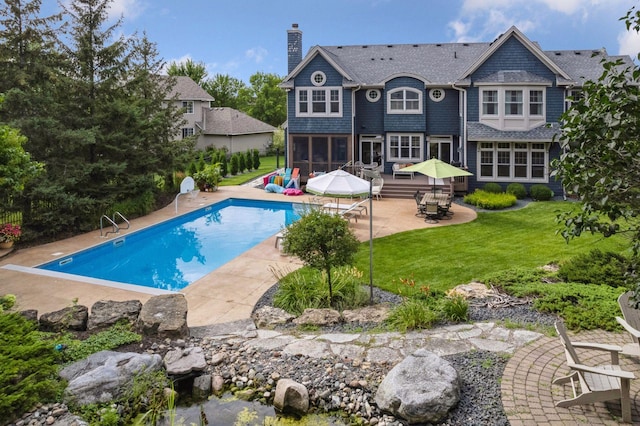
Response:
[51,321,142,363]
[238,151,246,173]
[387,299,438,332]
[482,182,503,193]
[236,72,287,127]
[483,267,625,331]
[0,294,16,312]
[218,155,277,186]
[108,191,156,219]
[463,190,517,209]
[0,222,21,242]
[506,182,527,199]
[271,266,369,315]
[557,249,632,288]
[193,163,222,190]
[529,184,553,201]
[551,7,640,297]
[252,149,261,170]
[282,208,360,306]
[268,127,285,155]
[230,154,239,175]
[203,73,248,109]
[245,150,253,171]
[439,295,469,322]
[166,58,208,85]
[0,124,44,198]
[0,312,63,422]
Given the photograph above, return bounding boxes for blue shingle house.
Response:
[280,24,634,195]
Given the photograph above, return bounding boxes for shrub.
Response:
[230,154,239,175]
[557,249,631,288]
[482,182,503,193]
[272,266,369,315]
[245,150,253,171]
[506,182,527,199]
[386,299,438,332]
[252,149,261,170]
[530,184,553,201]
[0,312,63,422]
[238,152,246,173]
[439,295,469,322]
[463,190,517,210]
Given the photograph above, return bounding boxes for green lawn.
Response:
[354,201,630,294]
[218,155,280,186]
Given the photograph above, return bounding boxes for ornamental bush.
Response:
[463,190,517,210]
[482,182,503,193]
[557,249,632,288]
[530,184,553,201]
[506,182,527,199]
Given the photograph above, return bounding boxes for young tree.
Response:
[552,7,640,297]
[282,209,360,306]
[0,123,44,200]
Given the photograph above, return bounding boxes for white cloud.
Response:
[618,29,640,59]
[246,47,268,64]
[108,0,146,21]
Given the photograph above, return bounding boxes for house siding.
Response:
[426,88,460,135]
[383,77,427,133]
[355,90,385,135]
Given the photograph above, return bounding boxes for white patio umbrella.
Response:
[306,169,370,206]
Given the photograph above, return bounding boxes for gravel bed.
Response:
[250,284,558,425]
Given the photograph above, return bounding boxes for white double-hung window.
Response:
[387,134,423,162]
[296,87,342,117]
[478,142,548,182]
[479,86,547,130]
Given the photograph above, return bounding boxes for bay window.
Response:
[478,142,548,181]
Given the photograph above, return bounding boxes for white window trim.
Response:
[295,87,343,117]
[478,85,547,130]
[181,127,194,139]
[429,88,445,102]
[476,141,549,182]
[311,71,326,87]
[366,89,381,103]
[386,133,424,162]
[182,101,194,114]
[387,87,423,114]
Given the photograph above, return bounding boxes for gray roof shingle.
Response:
[467,122,561,141]
[167,76,214,101]
[203,107,276,136]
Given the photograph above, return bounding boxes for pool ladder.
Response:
[100,212,130,237]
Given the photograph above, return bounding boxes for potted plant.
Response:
[0,223,21,249]
[193,163,222,192]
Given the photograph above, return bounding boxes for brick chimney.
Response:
[287,23,302,74]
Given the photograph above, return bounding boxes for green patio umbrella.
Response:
[401,158,473,179]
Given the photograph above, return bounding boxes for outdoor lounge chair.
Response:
[553,320,635,423]
[616,291,640,357]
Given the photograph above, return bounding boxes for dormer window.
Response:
[387,88,422,114]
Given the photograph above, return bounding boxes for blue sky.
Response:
[46,0,640,83]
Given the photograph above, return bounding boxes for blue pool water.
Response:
[38,198,302,291]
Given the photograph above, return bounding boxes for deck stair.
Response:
[380,178,426,199]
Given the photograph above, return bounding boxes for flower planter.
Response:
[0,241,14,249]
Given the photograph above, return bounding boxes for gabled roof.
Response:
[203,107,276,136]
[167,76,214,101]
[459,26,572,84]
[282,25,628,89]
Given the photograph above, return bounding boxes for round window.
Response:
[366,89,381,102]
[429,88,445,102]
[311,71,326,86]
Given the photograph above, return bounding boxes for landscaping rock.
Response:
[252,306,295,328]
[342,304,391,323]
[136,294,189,339]
[39,305,88,332]
[193,374,212,400]
[163,346,207,375]
[60,350,162,406]
[375,349,460,424]
[292,308,341,326]
[87,299,142,331]
[273,378,310,416]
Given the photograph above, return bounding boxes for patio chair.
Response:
[616,291,640,357]
[371,177,384,200]
[552,320,634,423]
[424,202,440,223]
[414,191,426,217]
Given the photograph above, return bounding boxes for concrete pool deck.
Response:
[0,185,477,327]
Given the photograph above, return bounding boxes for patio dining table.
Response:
[420,193,450,207]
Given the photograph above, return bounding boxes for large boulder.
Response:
[60,350,162,406]
[40,305,88,332]
[252,306,295,328]
[273,379,309,416]
[375,349,460,424]
[163,347,207,376]
[136,294,189,339]
[87,299,142,331]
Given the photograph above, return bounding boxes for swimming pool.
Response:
[38,198,303,291]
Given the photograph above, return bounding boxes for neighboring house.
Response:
[168,76,275,154]
[280,24,634,193]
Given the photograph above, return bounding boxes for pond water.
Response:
[158,393,349,426]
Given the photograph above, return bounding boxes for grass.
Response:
[218,155,279,186]
[353,201,630,294]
